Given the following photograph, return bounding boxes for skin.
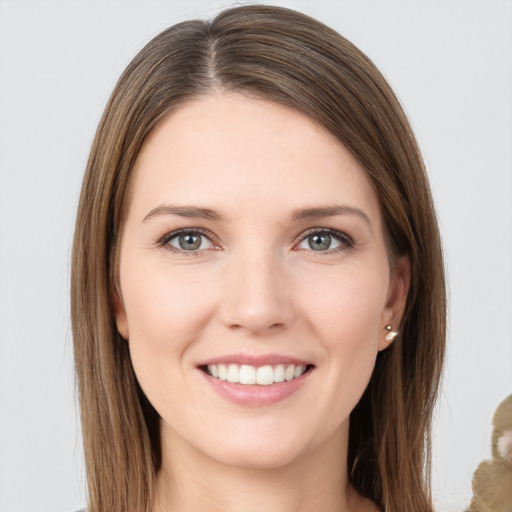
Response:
[115,92,410,512]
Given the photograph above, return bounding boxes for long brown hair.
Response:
[71,5,446,511]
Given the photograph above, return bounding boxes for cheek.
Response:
[300,264,388,346]
[120,261,223,426]
[120,261,219,373]
[297,265,387,414]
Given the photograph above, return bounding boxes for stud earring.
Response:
[384,324,398,344]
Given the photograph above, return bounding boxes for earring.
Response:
[384,324,398,344]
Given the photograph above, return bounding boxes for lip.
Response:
[198,353,312,367]
[197,353,314,407]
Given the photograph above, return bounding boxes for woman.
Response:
[71,5,445,512]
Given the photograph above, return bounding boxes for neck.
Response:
[153,421,373,512]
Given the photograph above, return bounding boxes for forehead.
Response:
[128,93,382,226]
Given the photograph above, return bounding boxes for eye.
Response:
[162,229,215,253]
[296,229,352,252]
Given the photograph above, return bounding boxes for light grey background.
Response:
[1,1,511,511]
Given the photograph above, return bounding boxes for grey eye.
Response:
[296,231,345,252]
[167,231,213,251]
[307,233,332,251]
[178,233,202,250]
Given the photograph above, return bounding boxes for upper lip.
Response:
[197,353,313,367]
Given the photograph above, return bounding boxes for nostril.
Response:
[228,322,284,332]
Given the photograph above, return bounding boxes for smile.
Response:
[198,355,314,406]
[204,363,309,385]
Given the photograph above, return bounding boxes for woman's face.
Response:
[115,93,408,469]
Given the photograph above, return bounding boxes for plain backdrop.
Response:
[0,1,511,511]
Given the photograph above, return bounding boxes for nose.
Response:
[219,252,295,335]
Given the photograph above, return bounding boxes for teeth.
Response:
[206,363,308,385]
[294,365,306,378]
[274,364,285,383]
[256,365,274,385]
[218,364,227,381]
[239,364,256,385]
[227,364,239,383]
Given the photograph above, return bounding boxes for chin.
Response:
[206,441,307,470]
[188,417,341,472]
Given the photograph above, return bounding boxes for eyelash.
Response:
[296,228,354,253]
[158,227,354,255]
[158,228,218,256]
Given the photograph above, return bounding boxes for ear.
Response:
[378,255,411,351]
[113,290,129,340]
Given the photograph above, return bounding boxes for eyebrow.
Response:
[143,203,372,230]
[291,205,372,231]
[143,205,222,222]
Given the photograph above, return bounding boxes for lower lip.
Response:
[200,369,312,406]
